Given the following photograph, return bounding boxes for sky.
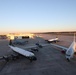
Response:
[0,0,76,33]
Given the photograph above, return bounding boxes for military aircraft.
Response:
[0,39,49,62]
[9,45,37,62]
[45,37,59,43]
[51,34,76,61]
[0,40,37,62]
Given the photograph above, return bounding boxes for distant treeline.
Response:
[35,31,76,36]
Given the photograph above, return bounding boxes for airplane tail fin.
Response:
[66,33,76,60]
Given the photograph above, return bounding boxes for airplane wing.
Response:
[24,43,49,49]
[41,43,49,46]
[23,45,38,49]
[51,43,68,51]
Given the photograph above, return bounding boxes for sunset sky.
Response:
[0,0,76,33]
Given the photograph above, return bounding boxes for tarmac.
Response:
[0,34,76,75]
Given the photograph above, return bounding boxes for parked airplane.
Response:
[51,34,76,61]
[8,39,49,62]
[0,38,49,62]
[46,37,59,43]
[9,45,37,62]
[0,40,37,62]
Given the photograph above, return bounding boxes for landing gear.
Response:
[29,56,37,62]
[66,58,70,62]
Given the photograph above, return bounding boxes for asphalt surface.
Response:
[0,34,76,75]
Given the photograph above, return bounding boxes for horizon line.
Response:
[0,31,76,35]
